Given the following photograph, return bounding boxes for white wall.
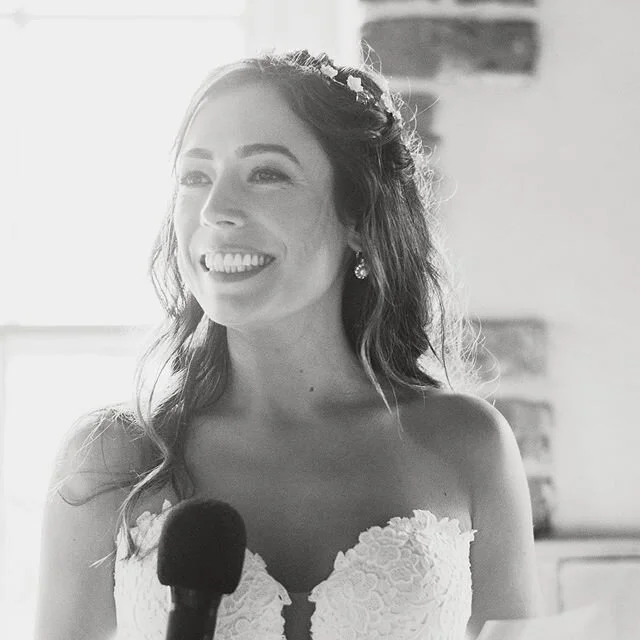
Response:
[436,0,640,534]
[244,0,363,64]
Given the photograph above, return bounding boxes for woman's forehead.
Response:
[181,83,330,172]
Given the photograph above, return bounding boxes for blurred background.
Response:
[0,0,639,637]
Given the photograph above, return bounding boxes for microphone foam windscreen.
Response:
[157,497,247,593]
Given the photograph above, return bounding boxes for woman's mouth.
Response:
[199,251,276,282]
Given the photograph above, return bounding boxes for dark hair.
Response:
[60,50,476,557]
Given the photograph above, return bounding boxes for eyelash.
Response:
[249,167,290,184]
[178,167,290,187]
[178,170,209,187]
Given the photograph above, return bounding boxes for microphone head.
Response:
[157,497,247,594]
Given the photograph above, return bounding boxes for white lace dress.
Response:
[114,500,476,639]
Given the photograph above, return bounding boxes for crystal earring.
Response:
[354,250,369,280]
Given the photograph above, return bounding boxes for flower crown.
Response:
[318,63,402,124]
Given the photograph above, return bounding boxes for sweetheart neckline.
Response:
[123,499,475,598]
[115,503,477,639]
[129,499,471,534]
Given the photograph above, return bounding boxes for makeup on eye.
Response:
[247,166,291,184]
[178,164,292,188]
[179,169,211,187]
[179,143,301,178]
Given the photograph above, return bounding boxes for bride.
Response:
[36,50,541,639]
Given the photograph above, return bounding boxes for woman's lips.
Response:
[200,252,275,271]
[200,257,276,283]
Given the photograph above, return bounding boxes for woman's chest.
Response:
[177,409,471,594]
[123,408,473,640]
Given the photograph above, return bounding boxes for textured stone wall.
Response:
[472,318,555,537]
[358,1,552,536]
[361,0,539,151]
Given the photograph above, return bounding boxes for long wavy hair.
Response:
[61,50,477,558]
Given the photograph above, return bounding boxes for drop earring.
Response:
[354,250,369,280]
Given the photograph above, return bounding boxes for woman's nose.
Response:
[199,174,247,228]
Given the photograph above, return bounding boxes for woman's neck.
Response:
[221,318,377,423]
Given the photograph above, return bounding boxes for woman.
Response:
[36,50,541,640]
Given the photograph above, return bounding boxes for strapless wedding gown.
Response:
[114,500,476,639]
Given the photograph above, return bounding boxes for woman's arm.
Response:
[456,395,543,638]
[35,414,137,640]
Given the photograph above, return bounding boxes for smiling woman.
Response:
[35,50,541,640]
[173,83,349,331]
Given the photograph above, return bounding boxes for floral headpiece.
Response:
[318,63,402,124]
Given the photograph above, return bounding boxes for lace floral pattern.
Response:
[114,501,290,640]
[216,550,291,640]
[114,502,475,640]
[114,500,173,640]
[308,510,476,640]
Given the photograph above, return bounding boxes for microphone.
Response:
[157,497,247,640]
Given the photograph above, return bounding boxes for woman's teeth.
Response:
[203,252,274,273]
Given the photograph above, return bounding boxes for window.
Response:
[0,2,245,634]
[0,2,245,326]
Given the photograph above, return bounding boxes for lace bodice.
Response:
[114,500,476,639]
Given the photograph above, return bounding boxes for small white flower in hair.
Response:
[346,75,363,93]
[380,91,402,123]
[320,64,338,79]
[381,93,394,113]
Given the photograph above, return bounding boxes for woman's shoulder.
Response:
[405,387,509,438]
[53,404,148,504]
[38,405,149,639]
[402,388,519,486]
[407,390,542,628]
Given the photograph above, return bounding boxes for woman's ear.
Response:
[345,223,363,254]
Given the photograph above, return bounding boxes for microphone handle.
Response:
[202,602,220,640]
[165,606,208,640]
[165,589,222,640]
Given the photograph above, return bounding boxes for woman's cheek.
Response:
[174,188,206,217]
[173,197,202,245]
[172,219,198,289]
[175,246,191,289]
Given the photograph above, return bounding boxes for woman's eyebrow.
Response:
[237,143,301,166]
[180,144,301,167]
[181,147,212,160]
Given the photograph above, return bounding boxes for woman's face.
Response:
[173,82,356,328]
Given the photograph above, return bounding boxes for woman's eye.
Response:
[178,170,211,187]
[249,167,290,184]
